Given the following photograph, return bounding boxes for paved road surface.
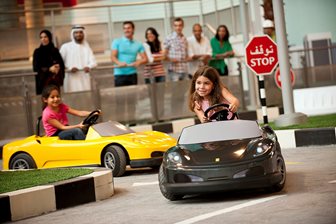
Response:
[9,145,336,224]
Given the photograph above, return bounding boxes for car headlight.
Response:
[253,142,272,157]
[167,151,182,165]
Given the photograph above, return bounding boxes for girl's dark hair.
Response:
[39,29,53,44]
[41,85,60,109]
[145,27,161,53]
[188,66,225,111]
[215,25,230,42]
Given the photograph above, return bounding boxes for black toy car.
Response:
[158,104,286,201]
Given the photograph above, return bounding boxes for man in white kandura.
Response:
[60,25,97,93]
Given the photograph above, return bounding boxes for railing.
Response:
[0,59,246,140]
[1,45,336,140]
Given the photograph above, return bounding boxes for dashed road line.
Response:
[286,161,303,165]
[174,195,286,224]
[132,181,158,187]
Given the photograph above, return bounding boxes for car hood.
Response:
[175,138,260,165]
[124,131,176,146]
[95,131,176,148]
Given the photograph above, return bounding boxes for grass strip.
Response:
[266,113,336,130]
[0,168,93,194]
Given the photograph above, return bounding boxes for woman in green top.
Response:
[209,25,235,76]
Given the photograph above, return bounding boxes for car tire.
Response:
[268,155,286,192]
[102,145,127,177]
[158,165,183,201]
[9,153,37,170]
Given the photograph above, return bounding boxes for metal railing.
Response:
[1,45,336,140]
[0,58,246,140]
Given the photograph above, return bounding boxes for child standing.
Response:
[41,85,93,140]
[188,66,239,123]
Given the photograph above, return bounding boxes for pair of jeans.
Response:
[144,76,165,84]
[57,128,85,140]
[114,74,137,86]
[168,70,188,82]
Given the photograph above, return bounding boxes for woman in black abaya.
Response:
[33,30,65,95]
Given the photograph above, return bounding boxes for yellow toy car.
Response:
[2,112,176,177]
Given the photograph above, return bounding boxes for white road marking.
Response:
[132,181,158,187]
[174,195,286,224]
[328,180,336,184]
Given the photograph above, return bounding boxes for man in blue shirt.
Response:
[111,21,148,86]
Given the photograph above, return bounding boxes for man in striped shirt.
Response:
[163,17,189,81]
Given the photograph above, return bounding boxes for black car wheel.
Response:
[102,145,126,177]
[269,155,286,192]
[158,165,183,201]
[9,153,37,170]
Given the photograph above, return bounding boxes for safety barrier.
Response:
[0,62,245,140]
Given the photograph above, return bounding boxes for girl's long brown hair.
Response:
[188,66,226,111]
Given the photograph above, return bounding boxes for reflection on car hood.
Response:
[124,132,176,146]
[86,121,134,139]
[178,120,262,144]
[178,138,257,165]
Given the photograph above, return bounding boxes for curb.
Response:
[132,118,336,149]
[276,127,336,148]
[0,168,114,222]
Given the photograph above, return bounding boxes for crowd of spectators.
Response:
[33,17,235,94]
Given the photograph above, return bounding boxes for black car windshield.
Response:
[178,120,262,144]
[92,121,135,137]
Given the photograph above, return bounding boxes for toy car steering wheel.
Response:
[82,110,100,126]
[204,103,238,121]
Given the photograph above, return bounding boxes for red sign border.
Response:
[274,67,295,89]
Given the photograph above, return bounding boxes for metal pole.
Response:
[249,0,267,123]
[249,0,263,35]
[273,0,307,127]
[164,2,172,36]
[50,9,56,45]
[258,75,268,124]
[214,0,219,28]
[22,76,34,135]
[273,0,293,114]
[199,0,204,25]
[239,0,258,110]
[230,0,236,36]
[107,7,113,49]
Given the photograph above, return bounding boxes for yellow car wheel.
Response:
[102,145,127,177]
[9,153,37,170]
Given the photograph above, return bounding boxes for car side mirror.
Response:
[261,125,277,142]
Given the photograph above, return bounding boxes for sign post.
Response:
[272,0,307,127]
[245,35,279,124]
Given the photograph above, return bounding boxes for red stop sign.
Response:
[245,35,278,75]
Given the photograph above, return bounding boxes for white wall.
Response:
[284,0,336,46]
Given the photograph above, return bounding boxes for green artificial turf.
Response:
[0,168,93,194]
[267,113,336,130]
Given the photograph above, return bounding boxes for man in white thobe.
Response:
[187,23,212,76]
[60,25,97,93]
